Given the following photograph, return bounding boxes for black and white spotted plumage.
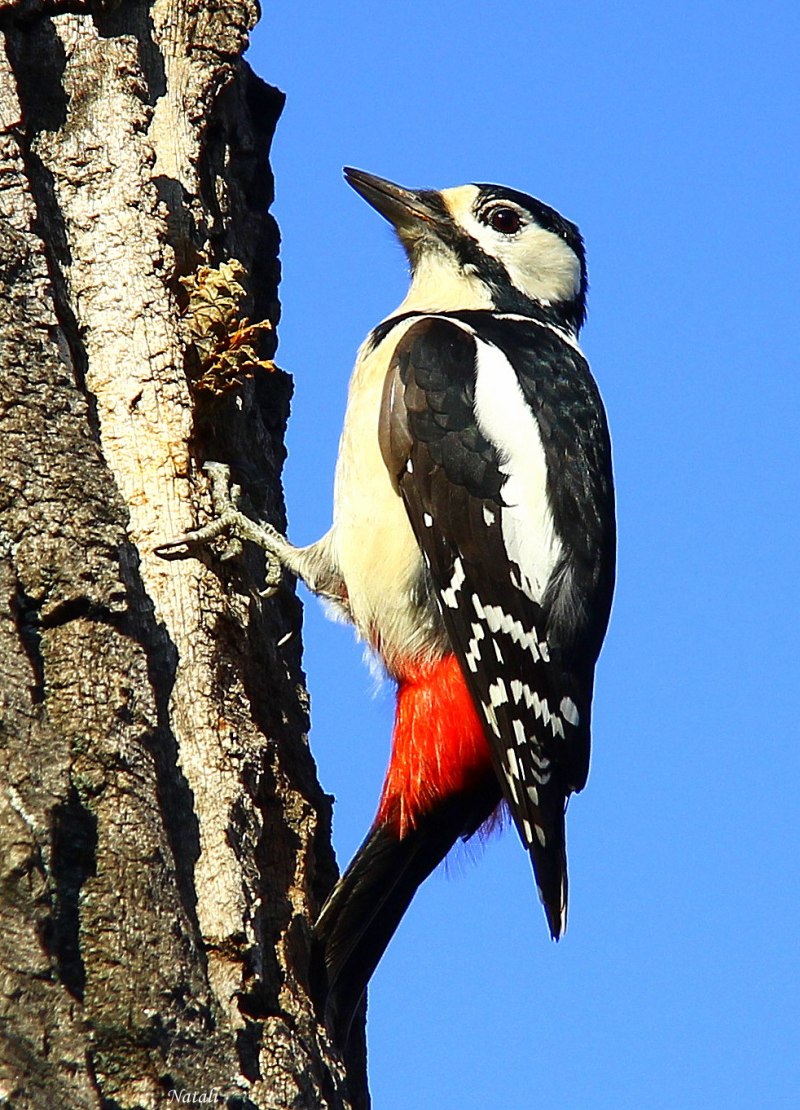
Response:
[296,170,618,1042]
[379,310,615,936]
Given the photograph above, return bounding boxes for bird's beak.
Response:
[344,168,443,234]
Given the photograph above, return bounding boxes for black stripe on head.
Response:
[473,185,587,329]
[408,198,560,322]
[441,186,586,329]
[398,190,526,313]
[389,183,587,332]
[474,186,586,265]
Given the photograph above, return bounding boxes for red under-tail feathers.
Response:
[377,653,495,835]
[311,653,501,1047]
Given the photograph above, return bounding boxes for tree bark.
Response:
[0,3,366,1107]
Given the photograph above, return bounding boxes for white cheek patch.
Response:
[443,187,581,306]
[500,225,581,305]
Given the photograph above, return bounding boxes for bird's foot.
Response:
[156,462,285,596]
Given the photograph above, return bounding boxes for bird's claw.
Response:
[155,463,285,597]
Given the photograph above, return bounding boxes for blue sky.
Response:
[248,5,800,1107]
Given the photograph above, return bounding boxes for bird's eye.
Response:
[486,206,522,235]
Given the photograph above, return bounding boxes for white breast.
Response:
[332,320,445,675]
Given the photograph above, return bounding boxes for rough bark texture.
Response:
[0,3,366,1107]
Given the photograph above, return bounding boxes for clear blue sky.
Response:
[249,5,799,1107]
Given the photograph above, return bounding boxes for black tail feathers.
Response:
[311,782,500,1048]
[531,808,569,941]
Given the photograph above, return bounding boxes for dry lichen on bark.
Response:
[181,259,275,395]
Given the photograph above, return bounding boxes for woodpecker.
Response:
[161,169,615,1046]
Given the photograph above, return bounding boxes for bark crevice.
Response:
[46,785,98,1002]
[4,22,97,429]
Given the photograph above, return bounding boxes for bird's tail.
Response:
[311,782,499,1048]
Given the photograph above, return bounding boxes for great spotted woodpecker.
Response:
[162,169,615,1046]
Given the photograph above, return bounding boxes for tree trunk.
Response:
[0,3,366,1107]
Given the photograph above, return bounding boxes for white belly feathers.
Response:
[332,320,442,673]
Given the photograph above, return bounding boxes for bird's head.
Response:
[345,167,587,332]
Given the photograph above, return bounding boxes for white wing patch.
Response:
[441,556,465,608]
[471,338,562,602]
[465,622,485,673]
[472,598,546,661]
[560,696,580,725]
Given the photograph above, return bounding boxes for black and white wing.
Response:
[379,313,615,937]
